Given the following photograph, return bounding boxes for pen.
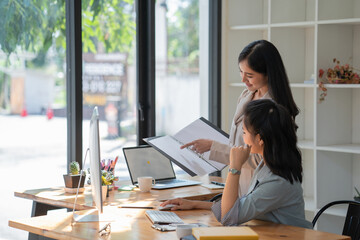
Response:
[113,156,118,166]
[211,181,225,187]
[101,159,105,170]
[118,206,154,209]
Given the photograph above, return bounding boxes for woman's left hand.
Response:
[229,145,251,171]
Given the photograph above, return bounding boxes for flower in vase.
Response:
[318,58,360,103]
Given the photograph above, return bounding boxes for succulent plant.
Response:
[69,161,80,175]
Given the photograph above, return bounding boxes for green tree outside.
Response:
[167,0,199,74]
[0,0,136,110]
[0,0,199,109]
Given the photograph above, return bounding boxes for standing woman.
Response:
[182,40,299,196]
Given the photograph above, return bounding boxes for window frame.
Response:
[66,0,83,171]
[136,0,156,145]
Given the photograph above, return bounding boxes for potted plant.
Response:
[63,161,86,192]
[318,58,360,103]
[355,187,360,202]
[101,170,118,199]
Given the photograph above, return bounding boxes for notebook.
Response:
[192,227,259,240]
[123,145,201,189]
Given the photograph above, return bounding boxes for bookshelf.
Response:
[221,0,360,234]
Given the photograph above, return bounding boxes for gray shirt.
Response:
[212,160,312,229]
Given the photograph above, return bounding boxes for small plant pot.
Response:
[63,174,85,189]
[354,196,360,202]
[102,185,108,201]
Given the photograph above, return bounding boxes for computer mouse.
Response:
[158,204,177,211]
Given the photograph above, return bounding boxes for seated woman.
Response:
[160,99,312,228]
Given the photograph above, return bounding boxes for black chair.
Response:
[312,200,360,240]
[209,193,222,202]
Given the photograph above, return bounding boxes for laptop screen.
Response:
[123,146,176,184]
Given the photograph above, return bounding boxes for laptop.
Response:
[123,145,201,189]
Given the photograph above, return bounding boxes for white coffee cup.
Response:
[176,224,199,239]
[137,176,156,192]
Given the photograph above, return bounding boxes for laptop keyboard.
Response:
[159,179,185,184]
[145,210,184,224]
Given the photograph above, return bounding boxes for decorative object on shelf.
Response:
[318,81,328,103]
[355,187,360,202]
[304,74,315,84]
[318,58,360,103]
[63,161,86,193]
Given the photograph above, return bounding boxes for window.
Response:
[155,0,211,175]
[155,0,209,136]
[81,1,137,181]
[0,1,67,239]
[0,1,220,238]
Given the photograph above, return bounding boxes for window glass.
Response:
[81,1,137,182]
[155,0,209,175]
[155,0,208,136]
[0,1,66,239]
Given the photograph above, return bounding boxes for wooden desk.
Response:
[9,206,350,240]
[15,176,224,217]
[11,175,350,240]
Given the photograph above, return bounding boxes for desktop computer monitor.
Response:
[89,106,103,213]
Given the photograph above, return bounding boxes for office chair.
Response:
[209,193,222,202]
[312,200,360,240]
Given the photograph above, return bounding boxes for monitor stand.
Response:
[70,148,114,224]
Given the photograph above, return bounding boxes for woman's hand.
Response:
[229,145,251,171]
[180,139,213,154]
[160,198,196,210]
[221,145,251,219]
[160,198,213,210]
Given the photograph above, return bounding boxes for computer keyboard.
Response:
[145,210,184,224]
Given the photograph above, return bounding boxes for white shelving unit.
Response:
[222,0,360,235]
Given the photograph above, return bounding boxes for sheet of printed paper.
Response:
[173,118,228,170]
[147,135,217,176]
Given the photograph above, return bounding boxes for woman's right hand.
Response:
[160,198,213,210]
[229,145,251,171]
[180,139,213,154]
[159,198,196,210]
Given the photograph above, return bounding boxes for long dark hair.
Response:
[243,99,302,184]
[238,40,299,121]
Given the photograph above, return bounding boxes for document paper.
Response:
[145,118,229,176]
